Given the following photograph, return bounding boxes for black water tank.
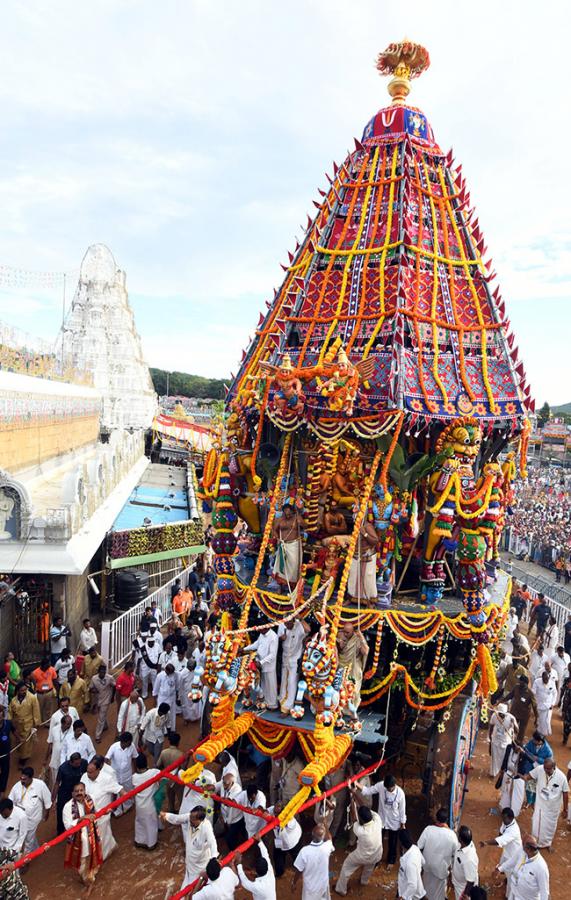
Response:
[114,568,150,610]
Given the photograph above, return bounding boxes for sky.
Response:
[0,0,569,405]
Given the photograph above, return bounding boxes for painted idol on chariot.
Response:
[184,41,532,829]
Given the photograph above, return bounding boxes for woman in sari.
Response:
[4,653,21,701]
[63,783,103,896]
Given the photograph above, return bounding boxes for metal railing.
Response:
[507,566,571,634]
[100,567,192,669]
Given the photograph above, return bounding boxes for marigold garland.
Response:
[179,712,255,784]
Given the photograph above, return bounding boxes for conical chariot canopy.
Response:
[228,41,530,438]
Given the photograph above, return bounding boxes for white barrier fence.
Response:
[513,574,571,635]
[100,568,191,669]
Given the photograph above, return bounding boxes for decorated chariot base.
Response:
[182,41,531,828]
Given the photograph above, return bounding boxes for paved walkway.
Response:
[501,551,571,606]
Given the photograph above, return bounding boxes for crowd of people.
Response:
[507,465,571,574]
[0,562,569,899]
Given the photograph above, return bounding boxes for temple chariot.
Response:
[182,41,532,829]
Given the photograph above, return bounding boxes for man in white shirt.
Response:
[216,772,246,850]
[60,718,96,765]
[161,805,218,890]
[356,773,406,866]
[236,783,267,839]
[217,751,242,787]
[397,830,425,900]
[489,703,518,777]
[511,833,550,900]
[45,698,79,787]
[278,619,309,713]
[8,766,52,853]
[79,618,98,652]
[0,798,27,853]
[158,639,177,670]
[138,635,161,698]
[179,770,216,837]
[55,648,75,684]
[550,645,570,703]
[525,757,569,849]
[116,690,145,743]
[293,823,334,900]
[268,801,302,877]
[335,805,383,894]
[417,808,459,900]
[236,834,276,900]
[153,664,178,730]
[106,732,138,814]
[451,825,479,900]
[132,754,161,849]
[480,806,522,898]
[531,671,557,736]
[244,626,279,709]
[141,703,170,765]
[193,857,240,899]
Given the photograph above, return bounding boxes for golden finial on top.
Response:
[376,40,430,105]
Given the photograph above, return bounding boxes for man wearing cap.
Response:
[524,757,568,850]
[511,833,549,899]
[489,703,518,777]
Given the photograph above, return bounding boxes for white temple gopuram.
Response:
[61,243,157,432]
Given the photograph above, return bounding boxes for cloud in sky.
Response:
[0,0,569,404]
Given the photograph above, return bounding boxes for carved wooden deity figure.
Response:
[420,418,501,622]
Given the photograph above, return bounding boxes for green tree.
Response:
[149,368,228,399]
[537,402,550,428]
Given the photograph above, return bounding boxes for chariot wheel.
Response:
[426,686,480,829]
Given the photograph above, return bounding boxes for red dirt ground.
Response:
[9,698,569,899]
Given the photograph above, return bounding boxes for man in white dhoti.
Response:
[417,808,459,900]
[335,804,383,895]
[80,757,124,859]
[511,833,550,899]
[543,616,559,653]
[347,519,378,604]
[153,664,178,730]
[524,758,568,849]
[397,830,425,900]
[45,710,76,789]
[550,645,570,704]
[62,783,102,894]
[132,754,161,850]
[106,732,138,815]
[161,805,218,890]
[139,635,161,699]
[178,769,216,846]
[271,503,302,589]
[489,703,518,777]
[116,690,145,743]
[532,671,557,736]
[293,822,334,900]
[278,619,310,714]
[8,766,52,853]
[244,626,279,710]
[480,807,522,899]
[498,747,526,818]
[176,660,199,724]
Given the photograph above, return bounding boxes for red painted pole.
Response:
[169,757,385,899]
